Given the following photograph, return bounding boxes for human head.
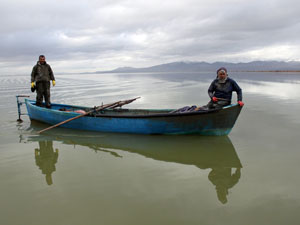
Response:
[39,55,46,64]
[216,186,228,204]
[216,67,227,80]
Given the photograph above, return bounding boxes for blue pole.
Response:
[16,95,30,122]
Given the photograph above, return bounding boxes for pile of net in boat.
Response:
[58,108,86,114]
[170,105,208,113]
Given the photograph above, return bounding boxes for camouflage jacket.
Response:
[31,61,55,82]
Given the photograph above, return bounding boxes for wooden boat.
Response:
[25,98,243,135]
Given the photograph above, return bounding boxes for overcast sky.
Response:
[1,0,300,74]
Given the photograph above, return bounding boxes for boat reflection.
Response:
[26,121,243,204]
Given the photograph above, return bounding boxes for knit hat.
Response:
[216,67,227,74]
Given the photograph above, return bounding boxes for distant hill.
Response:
[95,61,300,73]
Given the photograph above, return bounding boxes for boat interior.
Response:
[32,101,174,116]
[29,100,217,117]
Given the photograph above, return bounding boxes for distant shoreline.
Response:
[241,70,300,72]
[94,70,300,74]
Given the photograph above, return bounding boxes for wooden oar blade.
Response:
[110,97,140,109]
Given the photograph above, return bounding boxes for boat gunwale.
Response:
[25,99,239,119]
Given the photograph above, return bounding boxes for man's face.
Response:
[217,70,227,80]
[39,57,46,64]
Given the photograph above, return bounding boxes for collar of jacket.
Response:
[37,61,47,66]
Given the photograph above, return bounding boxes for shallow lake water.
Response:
[0,71,300,225]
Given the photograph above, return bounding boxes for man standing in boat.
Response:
[31,55,55,108]
[207,67,244,109]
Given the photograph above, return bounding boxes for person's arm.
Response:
[48,65,55,81]
[208,80,215,99]
[48,65,56,86]
[232,80,242,101]
[231,79,244,106]
[31,66,36,83]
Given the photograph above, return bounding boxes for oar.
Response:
[110,97,140,108]
[37,97,140,134]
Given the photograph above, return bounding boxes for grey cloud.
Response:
[1,0,300,73]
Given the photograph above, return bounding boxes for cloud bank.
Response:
[1,0,300,74]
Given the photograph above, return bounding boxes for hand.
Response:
[31,82,35,88]
[238,101,244,106]
[212,97,218,102]
[52,80,56,86]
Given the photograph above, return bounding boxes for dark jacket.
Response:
[31,62,55,83]
[208,77,242,102]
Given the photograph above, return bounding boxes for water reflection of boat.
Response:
[25,121,243,203]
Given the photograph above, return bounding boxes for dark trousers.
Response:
[207,100,230,109]
[36,81,51,107]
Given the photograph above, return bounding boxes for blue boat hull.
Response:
[25,99,242,135]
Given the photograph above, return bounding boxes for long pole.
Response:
[37,102,119,134]
[37,97,140,134]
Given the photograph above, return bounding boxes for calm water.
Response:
[1,72,300,225]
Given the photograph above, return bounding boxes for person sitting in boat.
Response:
[31,55,56,108]
[207,67,244,109]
